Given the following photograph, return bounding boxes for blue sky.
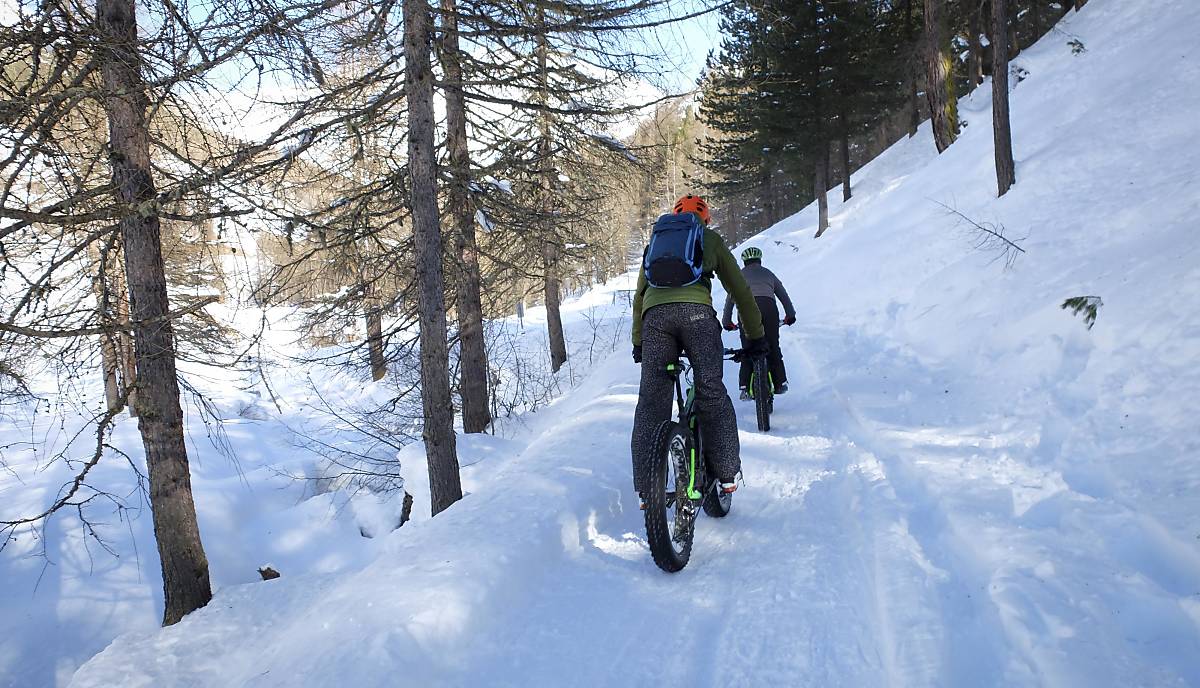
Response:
[639,2,723,94]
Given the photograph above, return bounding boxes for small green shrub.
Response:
[1061,296,1102,330]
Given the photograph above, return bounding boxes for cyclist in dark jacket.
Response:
[721,247,795,397]
[631,195,767,496]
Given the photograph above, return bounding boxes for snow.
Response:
[590,133,639,162]
[474,209,495,233]
[480,176,514,196]
[4,0,1200,686]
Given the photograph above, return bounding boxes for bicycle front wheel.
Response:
[644,420,695,572]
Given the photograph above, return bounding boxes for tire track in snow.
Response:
[695,432,879,687]
[788,325,1200,687]
[783,333,957,688]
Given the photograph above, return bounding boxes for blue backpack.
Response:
[643,213,706,288]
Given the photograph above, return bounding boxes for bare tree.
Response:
[438,0,491,431]
[405,0,463,516]
[96,0,211,624]
[1,0,373,625]
[366,285,388,381]
[535,8,568,373]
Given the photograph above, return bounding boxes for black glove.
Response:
[783,315,796,326]
[723,322,739,332]
[632,345,642,364]
[747,336,769,358]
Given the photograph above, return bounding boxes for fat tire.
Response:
[644,421,693,572]
[753,358,771,432]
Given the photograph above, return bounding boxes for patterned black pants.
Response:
[631,303,740,492]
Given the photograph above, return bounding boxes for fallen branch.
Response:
[932,199,1027,268]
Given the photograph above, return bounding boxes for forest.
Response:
[10,2,1171,686]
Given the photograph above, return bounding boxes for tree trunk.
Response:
[905,0,920,137]
[1031,0,1042,41]
[366,304,386,381]
[542,242,567,371]
[812,4,830,237]
[404,0,463,516]
[923,0,958,153]
[117,303,137,415]
[107,245,138,417]
[88,240,122,411]
[992,0,1016,196]
[438,0,490,433]
[97,0,211,626]
[760,162,777,227]
[1008,0,1021,58]
[968,1,984,87]
[840,112,852,202]
[813,143,830,238]
[536,11,567,373]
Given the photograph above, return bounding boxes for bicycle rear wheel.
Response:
[644,420,695,572]
[752,357,772,432]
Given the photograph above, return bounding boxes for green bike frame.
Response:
[666,361,704,501]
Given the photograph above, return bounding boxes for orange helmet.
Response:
[673,194,711,225]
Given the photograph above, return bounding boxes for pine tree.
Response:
[699,0,909,235]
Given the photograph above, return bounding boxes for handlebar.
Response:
[723,347,752,362]
[725,319,793,330]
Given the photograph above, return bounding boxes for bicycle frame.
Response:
[665,360,704,501]
[663,347,761,501]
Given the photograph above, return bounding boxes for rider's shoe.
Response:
[739,387,751,401]
[719,481,738,494]
[774,381,788,395]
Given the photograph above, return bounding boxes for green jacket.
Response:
[632,227,765,346]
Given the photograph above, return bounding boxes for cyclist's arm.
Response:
[721,294,735,328]
[773,273,796,320]
[631,268,648,346]
[712,235,764,339]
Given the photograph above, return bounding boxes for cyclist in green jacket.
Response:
[631,194,768,497]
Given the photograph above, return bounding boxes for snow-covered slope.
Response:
[21,0,1200,685]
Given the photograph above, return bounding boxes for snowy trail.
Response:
[69,343,948,687]
[70,323,1200,687]
[426,347,949,687]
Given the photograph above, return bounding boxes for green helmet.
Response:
[741,246,763,263]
